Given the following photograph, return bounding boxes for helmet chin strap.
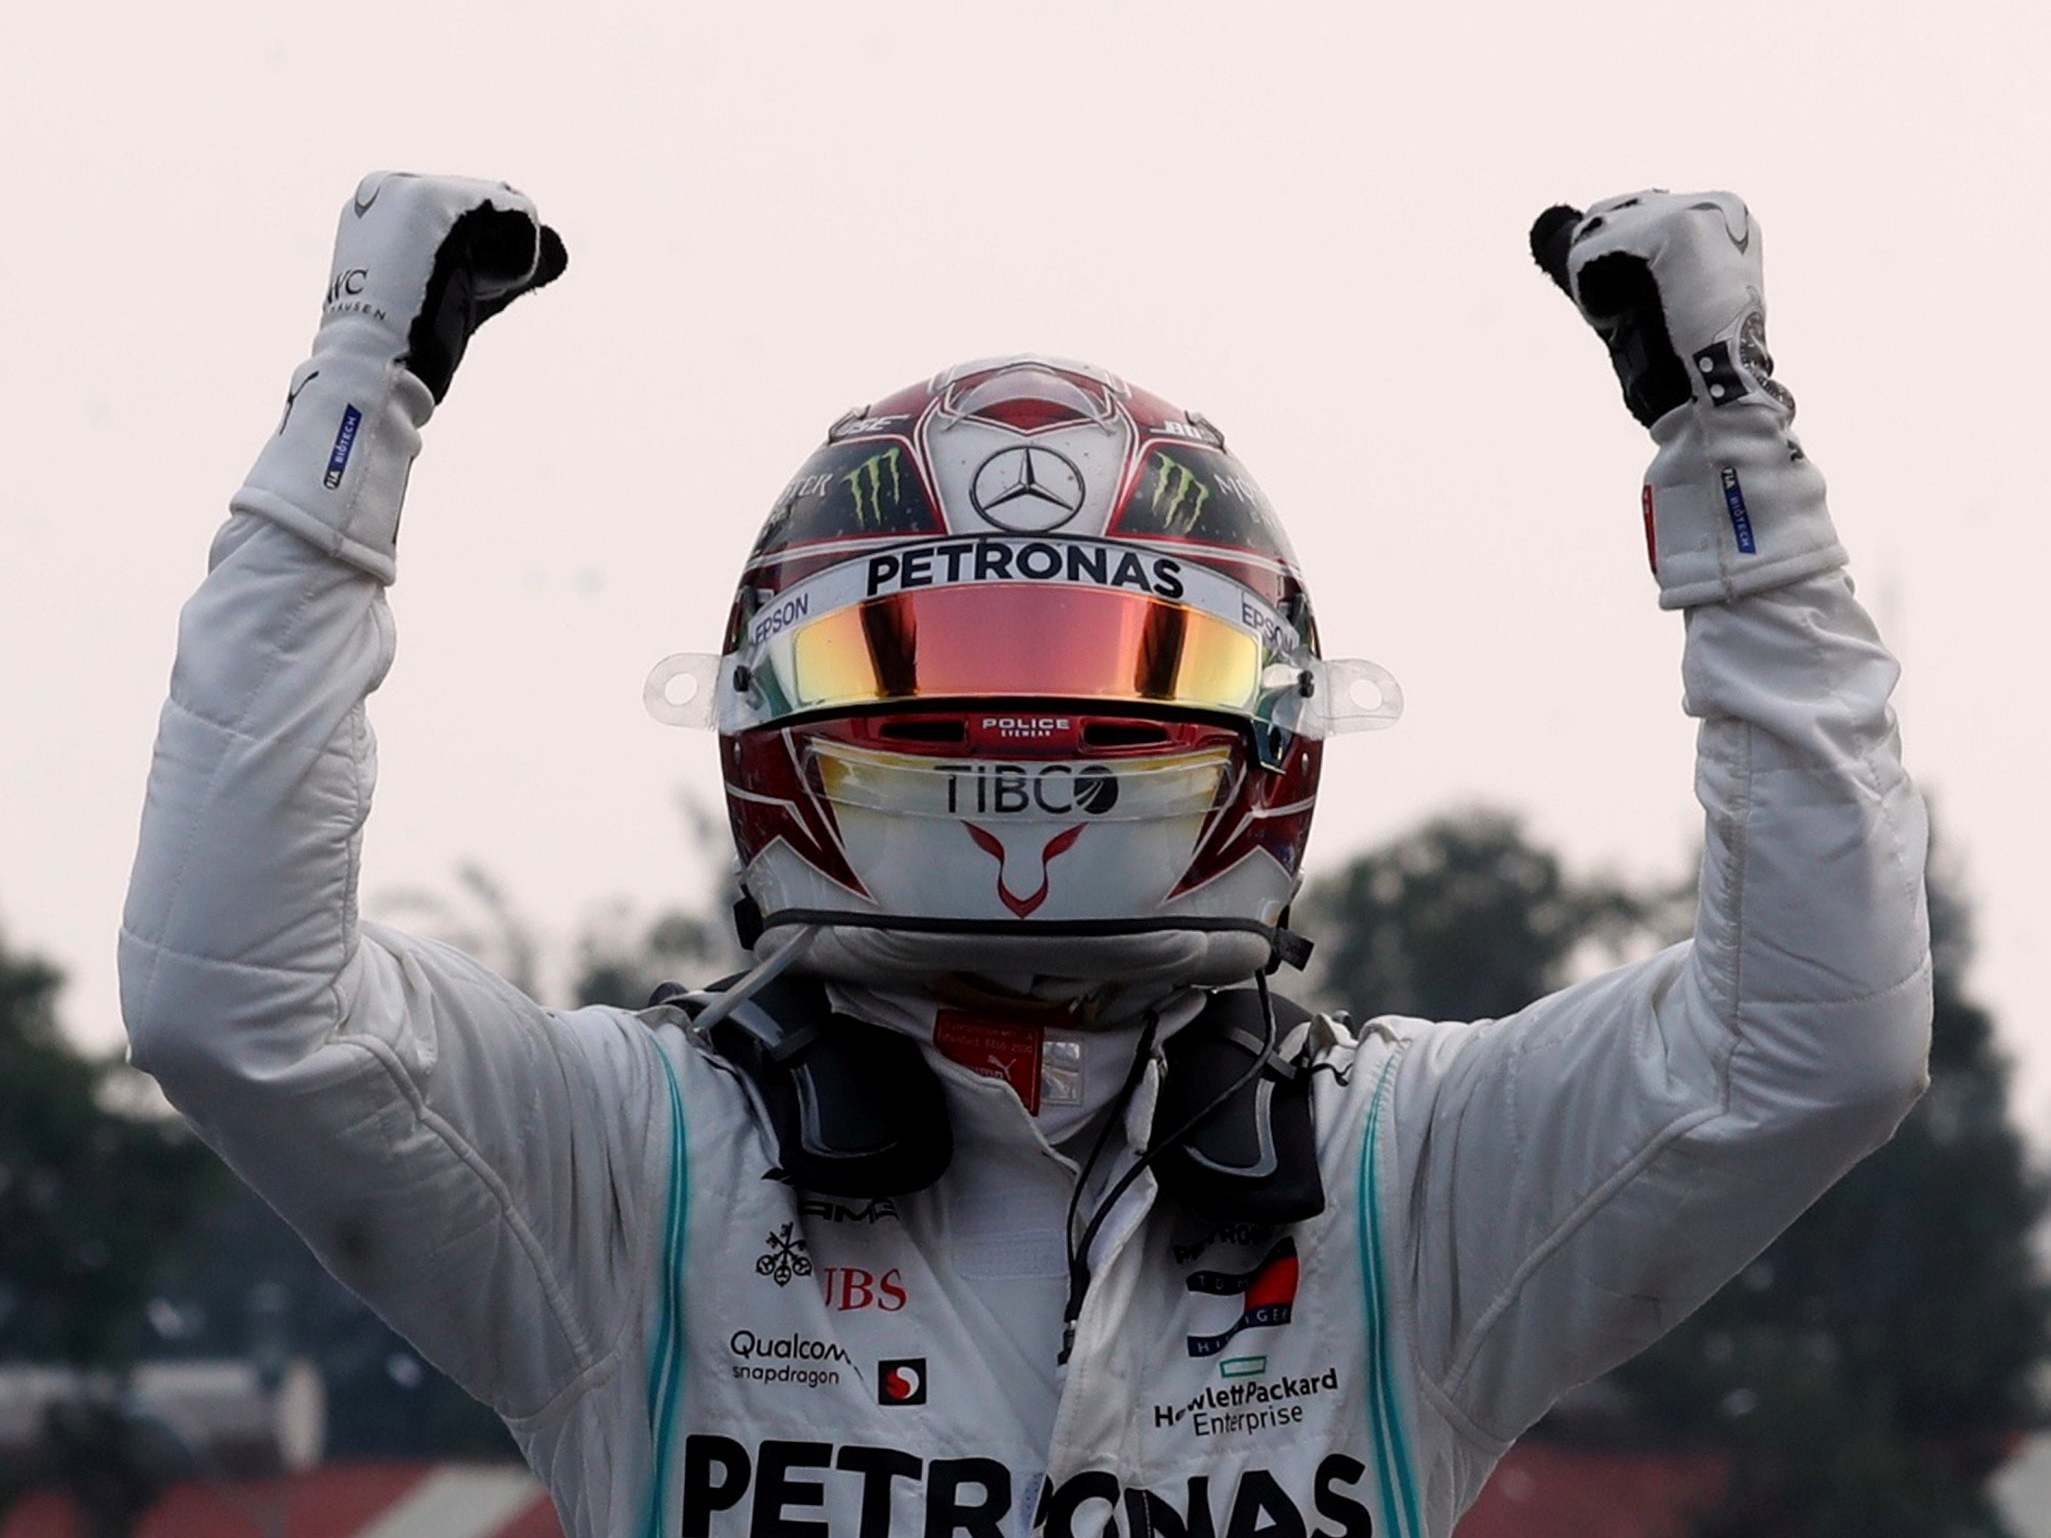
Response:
[734,898,1315,974]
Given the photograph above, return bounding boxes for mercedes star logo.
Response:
[969,445,1087,532]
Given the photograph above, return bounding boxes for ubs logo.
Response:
[820,1267,908,1313]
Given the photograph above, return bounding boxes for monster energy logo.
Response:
[1150,454,1209,531]
[844,447,904,527]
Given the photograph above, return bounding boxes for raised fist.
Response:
[237,174,567,584]
[318,172,568,403]
[1531,191,1792,431]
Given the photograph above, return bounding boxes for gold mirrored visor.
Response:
[644,545,1403,748]
[747,585,1264,725]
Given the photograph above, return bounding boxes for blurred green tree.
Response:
[567,794,745,1008]
[1302,807,1659,1022]
[0,926,221,1532]
[569,903,740,1011]
[0,927,216,1366]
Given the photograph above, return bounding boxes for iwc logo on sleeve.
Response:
[969,445,1087,533]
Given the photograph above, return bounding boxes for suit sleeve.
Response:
[1385,499,1932,1448]
[119,361,670,1424]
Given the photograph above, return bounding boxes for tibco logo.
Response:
[940,762,1119,817]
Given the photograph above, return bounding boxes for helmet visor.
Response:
[761,585,1260,722]
[646,539,1402,748]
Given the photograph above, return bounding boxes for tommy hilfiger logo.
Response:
[1185,1238,1299,1358]
[877,1358,927,1406]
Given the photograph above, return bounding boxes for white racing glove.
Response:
[235,172,567,582]
[1531,191,1844,608]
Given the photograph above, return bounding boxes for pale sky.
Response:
[4,3,2046,1127]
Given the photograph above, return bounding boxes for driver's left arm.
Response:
[1378,192,1933,1453]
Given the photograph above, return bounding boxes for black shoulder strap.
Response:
[645,976,1324,1221]
[1151,987,1326,1226]
[651,974,954,1199]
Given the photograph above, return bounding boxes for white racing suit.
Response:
[121,318,1932,1537]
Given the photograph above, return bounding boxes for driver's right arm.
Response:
[119,175,670,1426]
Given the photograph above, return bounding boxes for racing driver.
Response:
[121,174,1931,1538]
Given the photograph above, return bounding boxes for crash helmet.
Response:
[646,356,1400,993]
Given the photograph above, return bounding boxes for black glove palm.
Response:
[1531,199,1693,428]
[406,200,570,403]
